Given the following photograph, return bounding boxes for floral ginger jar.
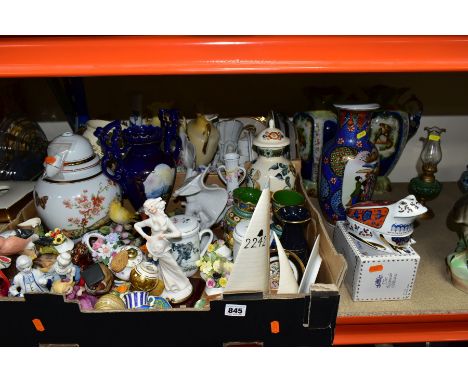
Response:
[34,132,121,239]
[318,104,380,225]
[246,120,297,192]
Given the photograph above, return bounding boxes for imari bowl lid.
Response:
[253,119,290,149]
[170,214,199,236]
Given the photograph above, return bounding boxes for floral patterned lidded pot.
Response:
[246,119,297,192]
[318,104,380,225]
[34,132,121,239]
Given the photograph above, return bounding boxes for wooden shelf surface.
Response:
[1,36,468,77]
[330,182,468,345]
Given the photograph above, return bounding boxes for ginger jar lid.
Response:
[48,132,95,163]
[170,215,199,237]
[253,119,290,149]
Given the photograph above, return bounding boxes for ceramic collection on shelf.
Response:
[2,88,443,315]
[318,104,380,225]
[34,132,121,239]
[95,114,181,211]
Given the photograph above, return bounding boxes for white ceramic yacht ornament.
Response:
[134,198,192,303]
[173,167,228,230]
[345,195,427,254]
[273,232,299,294]
[224,187,271,294]
[298,235,322,294]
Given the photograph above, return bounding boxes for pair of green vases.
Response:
[222,187,307,249]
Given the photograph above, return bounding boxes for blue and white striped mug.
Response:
[124,291,157,309]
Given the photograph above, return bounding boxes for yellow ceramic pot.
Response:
[187,114,220,166]
[130,261,163,292]
[94,293,126,311]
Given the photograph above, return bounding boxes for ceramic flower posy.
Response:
[196,240,233,290]
[45,228,67,245]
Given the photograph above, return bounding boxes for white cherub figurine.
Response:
[49,253,80,294]
[9,255,50,297]
[134,198,193,303]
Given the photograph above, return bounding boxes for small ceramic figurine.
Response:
[9,255,50,297]
[109,199,136,225]
[134,198,193,303]
[173,167,228,231]
[345,195,427,254]
[49,253,81,294]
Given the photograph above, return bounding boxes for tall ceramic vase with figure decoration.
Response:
[318,104,380,225]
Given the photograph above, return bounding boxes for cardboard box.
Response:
[333,221,419,301]
[0,169,347,346]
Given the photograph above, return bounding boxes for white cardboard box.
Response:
[333,221,420,301]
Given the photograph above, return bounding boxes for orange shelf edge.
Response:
[1,36,468,77]
[334,313,468,345]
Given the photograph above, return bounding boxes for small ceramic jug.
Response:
[187,114,220,167]
[169,215,214,277]
[217,153,247,196]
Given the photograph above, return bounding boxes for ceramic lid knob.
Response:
[170,215,199,236]
[253,119,290,149]
[48,132,95,162]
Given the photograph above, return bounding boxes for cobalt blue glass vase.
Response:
[95,116,181,211]
[318,104,380,225]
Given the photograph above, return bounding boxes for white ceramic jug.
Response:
[169,215,214,277]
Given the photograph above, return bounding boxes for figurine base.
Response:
[161,283,193,304]
[446,252,468,294]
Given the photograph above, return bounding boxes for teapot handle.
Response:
[217,165,227,184]
[95,120,125,183]
[403,94,424,141]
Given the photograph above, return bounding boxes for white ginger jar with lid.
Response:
[34,132,121,239]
